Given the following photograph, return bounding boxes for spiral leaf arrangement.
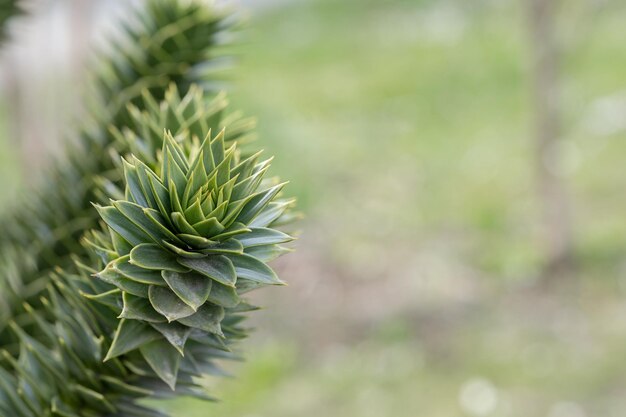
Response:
[0,0,234,335]
[89,125,293,388]
[0,1,298,415]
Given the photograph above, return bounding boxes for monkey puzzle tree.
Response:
[0,1,297,415]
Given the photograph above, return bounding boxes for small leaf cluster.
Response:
[88,125,294,388]
[0,1,298,415]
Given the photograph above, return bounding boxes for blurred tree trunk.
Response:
[528,0,573,280]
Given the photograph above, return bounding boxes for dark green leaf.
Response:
[199,130,215,171]
[177,304,225,336]
[192,217,225,237]
[183,199,204,225]
[148,285,196,322]
[115,256,165,286]
[210,129,225,167]
[96,268,149,298]
[162,270,212,311]
[231,164,268,201]
[120,292,166,323]
[227,301,260,313]
[105,319,160,361]
[177,255,236,287]
[148,173,171,219]
[110,229,133,256]
[236,183,286,225]
[214,146,234,186]
[182,156,207,206]
[178,233,218,249]
[249,200,293,228]
[162,144,187,202]
[143,208,185,246]
[235,278,266,294]
[204,200,227,221]
[95,205,151,246]
[81,289,123,312]
[235,227,292,248]
[171,212,198,235]
[211,222,250,241]
[162,240,207,258]
[133,157,159,209]
[244,244,292,262]
[227,253,284,285]
[113,200,171,243]
[168,179,185,214]
[199,238,243,255]
[150,322,192,356]
[123,158,149,207]
[220,194,256,227]
[230,150,262,182]
[130,243,189,272]
[164,134,190,173]
[207,281,240,308]
[140,339,181,390]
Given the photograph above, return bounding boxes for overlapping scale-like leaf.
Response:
[93,116,295,387]
[0,1,284,415]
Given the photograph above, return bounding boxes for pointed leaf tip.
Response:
[162,270,212,311]
[148,285,196,322]
[140,339,181,390]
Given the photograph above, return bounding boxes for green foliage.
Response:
[86,89,294,389]
[0,0,231,336]
[0,0,21,42]
[0,1,296,416]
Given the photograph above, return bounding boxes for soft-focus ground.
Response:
[3,0,626,416]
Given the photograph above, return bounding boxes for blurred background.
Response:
[2,0,626,416]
